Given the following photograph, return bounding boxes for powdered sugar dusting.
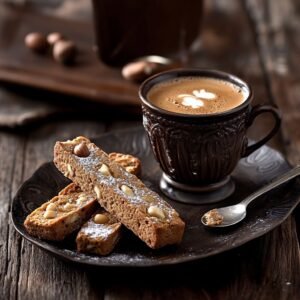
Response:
[80,220,114,239]
[71,142,177,221]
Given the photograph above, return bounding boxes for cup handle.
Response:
[242,105,281,157]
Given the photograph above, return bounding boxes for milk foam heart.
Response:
[147,77,248,115]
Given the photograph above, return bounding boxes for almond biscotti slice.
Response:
[76,209,122,255]
[24,152,140,242]
[24,183,98,241]
[54,136,185,249]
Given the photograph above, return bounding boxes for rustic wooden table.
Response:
[0,0,300,299]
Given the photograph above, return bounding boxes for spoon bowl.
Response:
[201,204,246,227]
[201,166,300,228]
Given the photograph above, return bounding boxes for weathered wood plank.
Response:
[0,132,25,300]
[244,0,300,296]
[245,0,300,251]
[245,0,300,165]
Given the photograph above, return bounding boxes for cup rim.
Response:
[139,68,253,119]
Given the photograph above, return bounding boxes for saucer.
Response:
[12,127,300,267]
[160,173,235,204]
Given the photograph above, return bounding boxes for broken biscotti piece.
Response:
[24,183,98,241]
[54,136,185,249]
[76,209,122,255]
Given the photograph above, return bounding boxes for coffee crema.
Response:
[147,77,248,115]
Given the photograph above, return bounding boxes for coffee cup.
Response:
[139,69,281,204]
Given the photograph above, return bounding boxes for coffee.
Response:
[147,77,248,115]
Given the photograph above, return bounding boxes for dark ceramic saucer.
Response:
[12,127,300,267]
[160,173,235,204]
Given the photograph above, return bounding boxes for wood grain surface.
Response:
[0,0,299,299]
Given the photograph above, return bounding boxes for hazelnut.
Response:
[99,164,111,176]
[47,32,64,46]
[44,210,56,219]
[46,203,57,211]
[25,32,48,53]
[94,185,101,199]
[120,185,134,196]
[121,61,157,82]
[73,142,90,157]
[53,40,77,64]
[147,205,165,219]
[94,213,109,224]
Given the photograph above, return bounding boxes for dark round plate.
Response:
[12,127,300,267]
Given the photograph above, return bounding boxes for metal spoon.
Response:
[201,166,300,228]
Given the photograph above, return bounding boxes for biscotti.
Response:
[24,183,98,241]
[76,209,122,255]
[24,152,140,242]
[54,136,185,249]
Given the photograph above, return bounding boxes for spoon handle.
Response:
[241,166,300,207]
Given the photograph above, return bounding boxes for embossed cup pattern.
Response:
[140,69,281,189]
[142,106,249,185]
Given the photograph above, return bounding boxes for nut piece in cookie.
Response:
[74,142,90,157]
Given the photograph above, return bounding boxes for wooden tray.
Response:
[0,5,139,106]
[12,127,300,267]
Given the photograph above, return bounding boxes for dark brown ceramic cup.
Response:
[139,69,281,204]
